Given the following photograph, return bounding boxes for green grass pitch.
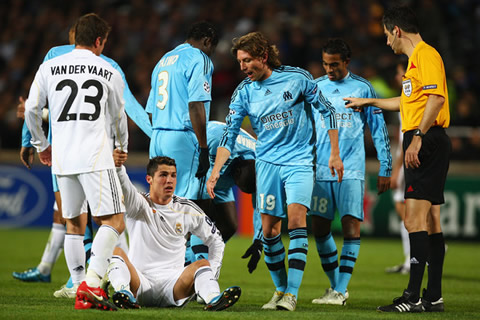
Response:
[0,228,479,319]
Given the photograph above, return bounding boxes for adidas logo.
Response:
[331,89,340,94]
[265,89,272,96]
[410,257,419,264]
[407,185,414,192]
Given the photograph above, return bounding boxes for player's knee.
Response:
[193,259,210,269]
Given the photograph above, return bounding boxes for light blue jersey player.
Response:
[188,121,262,273]
[310,39,392,306]
[207,32,344,311]
[146,22,218,201]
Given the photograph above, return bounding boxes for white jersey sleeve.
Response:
[24,65,50,152]
[106,71,128,152]
[187,204,225,277]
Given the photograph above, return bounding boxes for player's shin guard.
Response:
[315,233,339,289]
[286,228,308,297]
[191,235,209,261]
[38,223,66,275]
[425,233,445,301]
[336,237,360,294]
[86,225,119,288]
[194,266,220,303]
[263,234,287,293]
[407,231,429,300]
[64,234,86,285]
[107,255,131,292]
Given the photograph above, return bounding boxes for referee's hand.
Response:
[405,137,422,169]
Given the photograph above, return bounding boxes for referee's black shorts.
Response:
[403,126,451,205]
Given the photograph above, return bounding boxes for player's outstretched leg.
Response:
[204,286,241,311]
[261,234,287,309]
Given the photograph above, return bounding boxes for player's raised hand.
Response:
[113,148,128,167]
[20,146,35,169]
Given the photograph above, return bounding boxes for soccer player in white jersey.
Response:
[146,21,218,209]
[207,32,344,311]
[14,22,147,298]
[309,38,392,306]
[24,13,127,311]
[106,151,241,311]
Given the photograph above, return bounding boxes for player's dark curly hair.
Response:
[322,38,351,61]
[383,6,420,34]
[75,13,111,47]
[147,156,176,177]
[187,21,219,46]
[231,32,281,69]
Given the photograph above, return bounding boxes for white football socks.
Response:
[194,266,220,304]
[37,223,66,275]
[64,234,86,285]
[86,225,119,288]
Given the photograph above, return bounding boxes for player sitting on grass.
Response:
[107,150,241,311]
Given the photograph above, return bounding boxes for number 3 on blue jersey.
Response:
[156,71,169,110]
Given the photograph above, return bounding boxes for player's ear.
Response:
[146,175,153,185]
[203,37,212,49]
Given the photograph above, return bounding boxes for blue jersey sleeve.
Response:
[187,52,213,103]
[365,105,392,177]
[21,122,33,147]
[305,80,337,130]
[102,55,152,138]
[219,81,249,153]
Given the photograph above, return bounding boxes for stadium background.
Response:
[0,0,479,240]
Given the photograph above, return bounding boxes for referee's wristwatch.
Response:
[413,129,425,138]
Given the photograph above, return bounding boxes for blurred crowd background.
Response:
[0,0,479,160]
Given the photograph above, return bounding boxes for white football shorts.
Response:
[57,169,125,219]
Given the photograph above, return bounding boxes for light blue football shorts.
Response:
[255,159,314,218]
[150,129,203,200]
[309,179,364,221]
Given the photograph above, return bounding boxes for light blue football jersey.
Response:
[220,66,336,166]
[22,44,152,146]
[314,72,392,180]
[146,43,213,131]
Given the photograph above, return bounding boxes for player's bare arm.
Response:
[207,147,231,198]
[327,129,344,182]
[344,96,401,112]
